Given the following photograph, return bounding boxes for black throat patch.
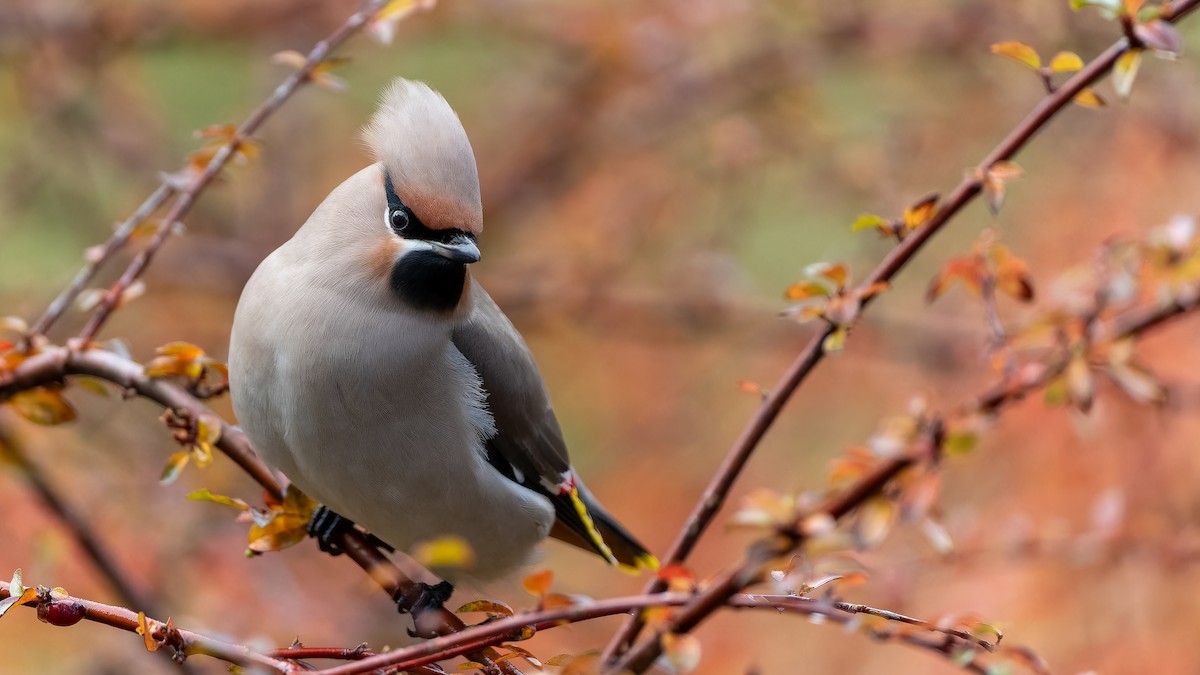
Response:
[384,171,470,312]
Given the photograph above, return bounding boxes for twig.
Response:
[74,0,393,344]
[313,587,1009,675]
[600,0,1200,660]
[26,184,175,341]
[0,584,295,673]
[5,246,1188,674]
[0,346,518,674]
[607,286,1200,673]
[0,419,160,617]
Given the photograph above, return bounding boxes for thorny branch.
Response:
[606,292,1200,673]
[4,284,1188,674]
[0,584,295,672]
[69,0,394,345]
[2,0,1199,673]
[601,0,1200,661]
[0,420,158,617]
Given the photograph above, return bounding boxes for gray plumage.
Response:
[229,78,654,583]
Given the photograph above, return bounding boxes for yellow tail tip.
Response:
[615,552,660,575]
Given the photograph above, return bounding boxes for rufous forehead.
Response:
[403,188,483,236]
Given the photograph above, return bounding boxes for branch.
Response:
[0,584,294,673]
[0,420,161,617]
[600,0,1200,660]
[607,283,1200,673]
[311,588,1014,675]
[72,0,393,344]
[26,184,175,341]
[0,345,521,674]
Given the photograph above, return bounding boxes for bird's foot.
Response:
[307,505,396,557]
[306,505,351,556]
[395,580,455,616]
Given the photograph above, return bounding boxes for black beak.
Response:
[428,237,481,264]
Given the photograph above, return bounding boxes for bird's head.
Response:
[360,78,483,312]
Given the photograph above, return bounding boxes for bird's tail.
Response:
[550,481,659,573]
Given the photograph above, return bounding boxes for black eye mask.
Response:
[383,171,474,245]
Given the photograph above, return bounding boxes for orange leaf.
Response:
[926,257,986,302]
[136,612,159,652]
[902,194,938,230]
[657,564,697,592]
[783,280,830,301]
[522,570,553,598]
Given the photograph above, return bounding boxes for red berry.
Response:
[36,600,86,627]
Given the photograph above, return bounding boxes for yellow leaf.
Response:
[990,41,1041,71]
[247,513,311,552]
[157,341,206,360]
[1049,51,1084,73]
[1073,88,1106,108]
[660,633,701,674]
[160,451,191,485]
[822,325,848,353]
[9,388,77,426]
[368,0,438,44]
[856,498,896,548]
[74,377,111,397]
[136,612,159,652]
[456,600,515,617]
[191,442,213,469]
[412,535,476,569]
[850,214,889,233]
[1113,49,1142,100]
[186,489,249,511]
[809,262,849,289]
[522,570,553,597]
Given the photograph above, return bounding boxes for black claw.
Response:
[307,505,350,557]
[395,580,455,615]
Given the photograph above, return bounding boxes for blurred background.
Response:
[2,0,1200,672]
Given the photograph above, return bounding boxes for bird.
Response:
[228,78,656,608]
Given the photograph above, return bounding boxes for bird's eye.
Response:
[389,208,409,233]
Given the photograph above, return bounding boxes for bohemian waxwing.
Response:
[228,78,656,600]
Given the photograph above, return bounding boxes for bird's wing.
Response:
[452,283,656,571]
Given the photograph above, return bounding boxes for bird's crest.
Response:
[361,78,483,235]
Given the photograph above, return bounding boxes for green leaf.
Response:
[850,214,889,232]
[943,430,978,457]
